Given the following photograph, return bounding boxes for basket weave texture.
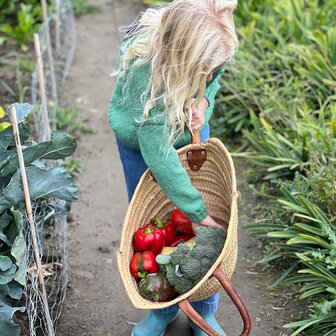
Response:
[117,138,239,309]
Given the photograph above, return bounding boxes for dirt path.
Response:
[57,1,291,335]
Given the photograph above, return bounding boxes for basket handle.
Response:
[178,266,252,336]
[187,130,206,171]
[192,129,201,145]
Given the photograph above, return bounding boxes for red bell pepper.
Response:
[149,217,175,246]
[130,251,159,281]
[133,224,165,255]
[170,209,194,235]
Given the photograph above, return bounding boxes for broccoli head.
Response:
[192,226,226,265]
[158,226,226,294]
[165,266,195,294]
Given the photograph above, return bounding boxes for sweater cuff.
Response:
[186,206,208,223]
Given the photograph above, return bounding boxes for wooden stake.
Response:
[55,0,61,53]
[34,33,51,142]
[11,106,55,336]
[40,0,58,123]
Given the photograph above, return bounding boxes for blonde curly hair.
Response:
[118,0,238,145]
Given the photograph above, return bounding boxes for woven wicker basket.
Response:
[117,134,251,336]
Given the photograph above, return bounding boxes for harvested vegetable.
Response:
[130,251,159,281]
[133,224,165,255]
[157,226,226,294]
[139,273,176,302]
[170,209,194,235]
[149,217,175,246]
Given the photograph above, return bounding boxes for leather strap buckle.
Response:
[186,148,207,171]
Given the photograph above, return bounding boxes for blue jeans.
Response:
[116,124,219,314]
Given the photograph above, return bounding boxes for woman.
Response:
[109,1,238,335]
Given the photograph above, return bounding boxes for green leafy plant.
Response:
[0,51,35,105]
[234,100,336,180]
[284,298,336,336]
[213,1,336,334]
[289,27,336,101]
[71,0,99,17]
[56,105,93,134]
[213,0,336,138]
[244,181,336,335]
[238,111,310,180]
[0,4,41,51]
[270,190,336,335]
[0,103,77,335]
[59,156,83,177]
[0,0,43,23]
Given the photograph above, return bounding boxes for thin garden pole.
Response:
[11,106,55,336]
[55,0,61,53]
[40,0,58,124]
[34,33,51,142]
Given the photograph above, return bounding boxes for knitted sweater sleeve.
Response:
[137,120,208,223]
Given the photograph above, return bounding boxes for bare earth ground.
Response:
[57,1,297,335]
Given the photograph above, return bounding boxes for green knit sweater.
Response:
[109,54,224,222]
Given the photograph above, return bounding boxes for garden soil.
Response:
[57,1,297,335]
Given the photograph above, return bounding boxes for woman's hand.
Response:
[192,215,224,233]
[185,98,209,132]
